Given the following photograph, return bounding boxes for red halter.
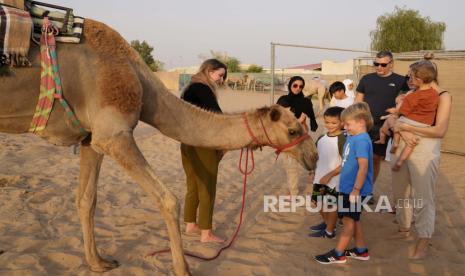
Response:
[242,113,310,157]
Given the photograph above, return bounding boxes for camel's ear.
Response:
[270,107,281,122]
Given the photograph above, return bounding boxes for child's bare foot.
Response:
[410,238,430,260]
[185,223,201,235]
[200,230,226,243]
[374,139,386,144]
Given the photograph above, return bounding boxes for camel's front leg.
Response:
[93,130,189,276]
[77,139,119,272]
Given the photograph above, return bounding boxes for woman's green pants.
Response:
[181,144,220,230]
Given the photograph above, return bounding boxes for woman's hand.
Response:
[298,113,307,124]
[393,121,409,133]
[399,131,419,147]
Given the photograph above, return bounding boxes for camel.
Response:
[243,74,256,91]
[226,75,242,90]
[302,78,330,115]
[0,19,318,275]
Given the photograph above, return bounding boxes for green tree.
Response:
[131,40,164,71]
[370,7,446,52]
[246,64,263,73]
[199,50,242,72]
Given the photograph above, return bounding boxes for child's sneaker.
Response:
[309,222,326,232]
[308,229,336,239]
[314,249,347,264]
[345,247,370,261]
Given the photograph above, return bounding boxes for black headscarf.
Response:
[277,76,318,131]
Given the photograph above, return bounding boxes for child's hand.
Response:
[319,174,332,185]
[385,107,397,114]
[349,190,360,203]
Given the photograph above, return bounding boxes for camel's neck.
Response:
[138,66,257,150]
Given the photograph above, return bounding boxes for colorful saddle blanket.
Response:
[0,3,32,66]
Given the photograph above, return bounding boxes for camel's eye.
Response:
[288,129,297,136]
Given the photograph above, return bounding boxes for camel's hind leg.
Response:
[76,137,119,272]
[317,87,327,115]
[93,130,189,276]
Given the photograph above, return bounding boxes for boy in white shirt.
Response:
[329,81,354,108]
[309,106,346,238]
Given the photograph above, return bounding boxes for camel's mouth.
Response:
[299,141,319,171]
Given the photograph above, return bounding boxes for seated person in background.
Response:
[329,81,354,108]
[343,79,356,98]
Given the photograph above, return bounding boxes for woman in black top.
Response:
[181,59,227,243]
[277,76,318,132]
[277,76,318,195]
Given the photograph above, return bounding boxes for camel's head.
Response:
[255,105,318,171]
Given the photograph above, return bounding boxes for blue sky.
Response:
[47,0,464,69]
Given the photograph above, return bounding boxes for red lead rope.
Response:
[146,112,309,261]
[146,147,254,261]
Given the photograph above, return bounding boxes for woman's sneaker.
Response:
[314,249,347,264]
[309,222,327,232]
[345,248,370,261]
[308,229,336,239]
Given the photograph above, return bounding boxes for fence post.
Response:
[270,42,275,105]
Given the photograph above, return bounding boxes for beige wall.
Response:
[356,59,465,154]
[395,60,465,154]
[154,72,180,92]
[322,59,354,75]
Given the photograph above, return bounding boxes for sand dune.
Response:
[1,91,464,275]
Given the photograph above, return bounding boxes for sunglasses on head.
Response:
[292,84,304,89]
[373,61,391,67]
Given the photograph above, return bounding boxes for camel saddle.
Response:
[1,1,84,72]
[28,1,84,44]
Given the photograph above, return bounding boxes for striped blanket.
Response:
[29,3,84,43]
[0,4,32,66]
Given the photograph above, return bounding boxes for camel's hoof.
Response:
[89,259,120,272]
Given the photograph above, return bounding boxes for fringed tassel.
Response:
[0,54,11,76]
[9,53,31,67]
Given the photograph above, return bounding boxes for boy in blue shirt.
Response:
[315,102,374,264]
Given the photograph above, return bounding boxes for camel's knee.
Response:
[162,191,180,215]
[92,131,139,169]
[92,130,132,152]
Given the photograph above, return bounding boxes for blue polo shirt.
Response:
[340,133,373,196]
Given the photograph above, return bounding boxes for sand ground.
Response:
[1,91,464,275]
